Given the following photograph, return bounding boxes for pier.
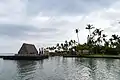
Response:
[1,55,48,60]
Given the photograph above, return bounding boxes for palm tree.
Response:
[87,35,92,45]
[47,46,56,52]
[69,41,72,47]
[56,43,60,51]
[102,34,109,47]
[98,30,103,37]
[103,34,106,42]
[112,34,119,40]
[75,29,80,44]
[64,40,69,51]
[94,28,104,46]
[86,24,95,47]
[61,43,64,50]
[117,38,120,44]
[109,38,113,48]
[65,40,68,44]
[111,34,120,48]
[86,24,95,37]
[73,40,77,46]
[56,43,59,47]
[91,28,104,54]
[70,40,74,47]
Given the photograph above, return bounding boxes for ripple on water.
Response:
[1,57,120,80]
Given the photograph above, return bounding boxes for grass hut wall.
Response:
[18,43,38,55]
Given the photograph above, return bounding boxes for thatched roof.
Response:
[18,43,38,54]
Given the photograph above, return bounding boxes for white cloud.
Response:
[0,0,120,53]
[0,0,27,24]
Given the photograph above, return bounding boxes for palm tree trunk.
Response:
[89,29,91,37]
[77,33,80,44]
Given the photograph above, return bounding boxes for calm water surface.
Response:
[0,57,120,80]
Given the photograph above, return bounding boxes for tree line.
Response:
[46,24,120,55]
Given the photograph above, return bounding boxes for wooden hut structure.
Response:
[17,43,38,56]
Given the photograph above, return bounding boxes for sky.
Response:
[0,0,120,53]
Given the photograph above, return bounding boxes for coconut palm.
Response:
[109,38,114,48]
[47,46,56,52]
[61,43,64,49]
[64,40,69,51]
[70,40,74,47]
[69,41,72,47]
[86,24,95,47]
[118,38,120,44]
[103,34,107,42]
[91,28,104,54]
[112,34,119,40]
[102,34,109,47]
[73,40,77,46]
[86,24,95,36]
[111,34,120,48]
[56,43,61,51]
[75,29,80,44]
[56,43,59,47]
[94,28,104,45]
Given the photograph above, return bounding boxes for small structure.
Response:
[83,50,89,54]
[2,43,49,60]
[17,43,38,56]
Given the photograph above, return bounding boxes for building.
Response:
[17,43,38,56]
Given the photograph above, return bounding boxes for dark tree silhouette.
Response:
[75,29,80,44]
[86,24,95,36]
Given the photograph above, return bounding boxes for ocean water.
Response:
[0,56,120,80]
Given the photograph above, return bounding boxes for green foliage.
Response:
[104,47,119,55]
[76,44,89,50]
[46,24,120,55]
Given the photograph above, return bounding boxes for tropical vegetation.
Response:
[46,24,120,55]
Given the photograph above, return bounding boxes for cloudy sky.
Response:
[0,0,120,53]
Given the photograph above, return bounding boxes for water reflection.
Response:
[16,60,37,80]
[2,57,120,80]
[38,60,44,69]
[65,58,120,80]
[72,58,97,80]
[105,59,114,72]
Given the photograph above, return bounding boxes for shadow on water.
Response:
[16,60,37,80]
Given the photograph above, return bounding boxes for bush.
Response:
[105,48,119,55]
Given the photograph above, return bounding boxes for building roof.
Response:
[18,43,38,54]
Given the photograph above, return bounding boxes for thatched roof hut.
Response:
[18,43,38,55]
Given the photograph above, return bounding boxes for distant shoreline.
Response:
[63,55,120,59]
